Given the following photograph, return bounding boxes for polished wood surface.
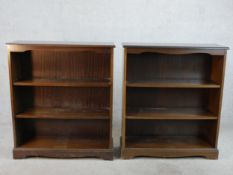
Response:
[126,108,217,120]
[126,136,212,148]
[121,44,228,159]
[7,41,115,48]
[14,87,110,112]
[10,50,111,81]
[127,53,219,83]
[14,79,111,87]
[8,42,114,159]
[16,107,109,120]
[126,79,220,88]
[19,136,109,149]
[123,43,229,49]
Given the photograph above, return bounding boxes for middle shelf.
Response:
[16,107,109,120]
[13,86,111,120]
[126,88,220,120]
[14,79,111,87]
[126,79,220,88]
[126,107,217,120]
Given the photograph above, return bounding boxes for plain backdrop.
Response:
[0,0,233,146]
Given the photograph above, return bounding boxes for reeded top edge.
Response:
[6,41,115,48]
[123,43,229,50]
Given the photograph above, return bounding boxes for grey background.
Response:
[0,1,233,175]
[0,0,232,153]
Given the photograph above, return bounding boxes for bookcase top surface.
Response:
[6,41,115,48]
[123,43,229,50]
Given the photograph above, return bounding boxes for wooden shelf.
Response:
[126,136,212,148]
[126,108,217,120]
[126,79,220,88]
[16,107,109,120]
[14,79,111,87]
[19,136,109,149]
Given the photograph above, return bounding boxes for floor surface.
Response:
[0,118,232,175]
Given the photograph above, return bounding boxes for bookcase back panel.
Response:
[11,52,32,82]
[15,119,110,148]
[11,49,111,81]
[17,119,109,137]
[14,87,110,112]
[126,120,216,137]
[127,53,222,83]
[126,88,219,110]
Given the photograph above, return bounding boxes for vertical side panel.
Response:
[214,51,227,147]
[8,49,17,147]
[109,48,114,147]
[121,48,127,149]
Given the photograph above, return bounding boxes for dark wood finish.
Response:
[16,107,109,120]
[14,148,113,160]
[121,44,228,159]
[126,108,217,120]
[7,41,115,47]
[7,42,114,159]
[127,79,220,88]
[122,43,229,50]
[14,79,111,87]
[126,136,212,148]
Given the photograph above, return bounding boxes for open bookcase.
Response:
[7,41,114,160]
[121,43,229,159]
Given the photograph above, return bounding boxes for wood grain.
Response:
[19,136,109,149]
[127,79,220,88]
[126,107,217,120]
[126,136,212,148]
[14,79,111,87]
[16,107,109,120]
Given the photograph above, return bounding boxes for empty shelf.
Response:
[126,79,220,88]
[14,79,111,87]
[126,108,217,120]
[16,107,109,120]
[19,136,109,149]
[126,136,212,148]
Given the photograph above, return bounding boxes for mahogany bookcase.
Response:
[7,41,114,160]
[121,43,229,159]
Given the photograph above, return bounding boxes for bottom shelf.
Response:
[14,137,113,160]
[122,136,217,159]
[121,147,218,159]
[19,136,110,149]
[126,136,212,148]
